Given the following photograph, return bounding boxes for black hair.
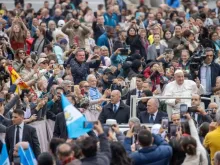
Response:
[180,136,197,155]
[49,138,65,157]
[142,90,153,96]
[136,74,146,81]
[199,122,210,138]
[37,152,54,165]
[80,137,98,158]
[163,30,173,41]
[138,129,152,147]
[110,142,132,165]
[13,109,24,116]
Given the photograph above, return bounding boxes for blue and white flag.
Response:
[0,143,10,165]
[18,145,30,165]
[24,145,37,165]
[61,94,92,138]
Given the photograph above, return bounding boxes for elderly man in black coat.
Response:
[99,90,130,124]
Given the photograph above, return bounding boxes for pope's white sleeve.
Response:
[162,84,176,106]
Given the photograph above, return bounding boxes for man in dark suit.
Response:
[139,98,168,124]
[99,90,130,124]
[198,48,220,107]
[126,74,146,106]
[53,112,68,139]
[5,109,41,161]
[92,15,106,42]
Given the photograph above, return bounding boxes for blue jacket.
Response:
[97,33,109,47]
[89,87,102,100]
[124,134,172,165]
[103,13,117,27]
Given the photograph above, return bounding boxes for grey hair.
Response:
[216,109,220,124]
[150,98,159,108]
[86,74,96,81]
[214,151,220,165]
[129,117,140,125]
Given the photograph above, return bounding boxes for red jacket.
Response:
[143,67,160,91]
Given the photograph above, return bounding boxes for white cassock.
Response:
[162,80,204,113]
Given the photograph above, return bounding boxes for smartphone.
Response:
[161,118,169,130]
[180,104,188,122]
[120,48,129,55]
[83,121,97,129]
[169,124,178,137]
[188,106,198,113]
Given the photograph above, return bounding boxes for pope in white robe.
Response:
[162,70,204,113]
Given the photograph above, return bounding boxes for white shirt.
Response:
[151,111,158,121]
[114,102,120,111]
[136,89,142,97]
[14,122,24,146]
[162,80,204,113]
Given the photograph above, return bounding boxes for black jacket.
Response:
[5,124,41,161]
[131,35,148,61]
[70,59,101,84]
[31,37,50,54]
[198,62,220,89]
[138,111,168,124]
[53,112,68,139]
[81,134,111,165]
[136,101,147,117]
[126,89,136,106]
[92,22,105,42]
[99,101,130,124]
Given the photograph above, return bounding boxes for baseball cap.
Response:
[103,68,112,75]
[58,20,65,27]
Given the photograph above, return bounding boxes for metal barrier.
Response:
[130,95,217,119]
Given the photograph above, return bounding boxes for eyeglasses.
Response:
[19,52,25,54]
[83,86,90,88]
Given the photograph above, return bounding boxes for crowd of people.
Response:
[0,0,220,164]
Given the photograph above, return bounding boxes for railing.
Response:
[130,95,219,120]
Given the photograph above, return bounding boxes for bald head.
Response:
[13,142,29,157]
[87,74,97,87]
[208,102,218,113]
[111,90,121,104]
[57,143,73,161]
[147,98,159,114]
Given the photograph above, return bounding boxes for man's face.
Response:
[111,91,120,104]
[94,48,101,55]
[204,51,214,64]
[88,77,97,88]
[208,103,218,113]
[56,89,64,99]
[181,52,189,62]
[142,82,152,91]
[217,1,220,8]
[120,32,127,40]
[136,78,143,89]
[165,19,171,26]
[171,114,180,126]
[107,30,114,38]
[40,23,47,30]
[75,51,86,62]
[147,99,157,114]
[97,16,104,24]
[175,73,184,85]
[44,2,49,8]
[12,113,23,125]
[191,95,201,106]
[148,14,154,21]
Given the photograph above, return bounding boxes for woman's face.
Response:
[83,82,90,93]
[188,34,194,42]
[140,30,146,38]
[165,31,172,40]
[27,31,31,39]
[36,29,41,37]
[151,64,159,72]
[13,24,20,33]
[18,50,25,60]
[101,49,109,56]
[24,58,33,68]
[212,33,218,41]
[172,14,177,21]
[129,29,136,36]
[153,35,160,43]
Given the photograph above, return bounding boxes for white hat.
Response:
[106,119,117,125]
[58,20,65,27]
[174,69,183,75]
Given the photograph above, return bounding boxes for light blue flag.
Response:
[0,143,10,165]
[166,0,180,8]
[61,94,92,138]
[24,145,37,165]
[18,145,30,165]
